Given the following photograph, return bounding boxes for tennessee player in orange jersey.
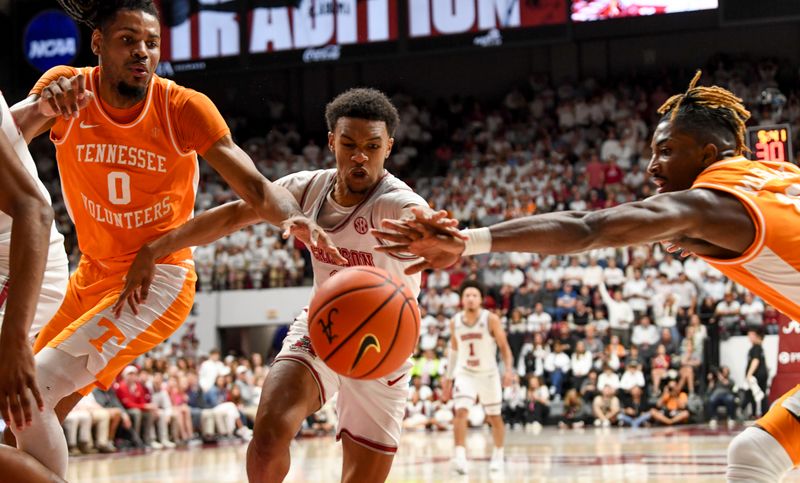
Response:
[6,0,343,478]
[373,71,800,482]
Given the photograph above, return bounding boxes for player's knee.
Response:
[727,430,758,467]
[454,408,469,420]
[252,410,300,453]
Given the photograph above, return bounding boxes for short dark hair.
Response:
[747,326,764,339]
[57,0,160,30]
[459,280,485,299]
[325,88,400,136]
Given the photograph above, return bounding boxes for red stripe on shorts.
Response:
[0,279,9,310]
[337,428,397,454]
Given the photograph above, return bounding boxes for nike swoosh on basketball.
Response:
[387,373,406,386]
[80,121,99,128]
[351,334,380,371]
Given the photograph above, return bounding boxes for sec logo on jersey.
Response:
[354,216,368,234]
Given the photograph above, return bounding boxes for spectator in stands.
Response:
[502,377,527,429]
[650,380,690,426]
[115,366,161,449]
[677,334,702,396]
[518,332,548,377]
[618,385,652,428]
[650,344,671,395]
[559,389,589,429]
[167,375,194,445]
[570,340,593,390]
[580,370,600,403]
[740,292,765,327]
[185,372,218,443]
[544,342,570,398]
[206,373,252,441]
[631,316,659,358]
[199,349,224,392]
[604,335,626,372]
[234,366,259,425]
[63,392,116,455]
[597,363,620,393]
[148,373,176,449]
[706,366,737,427]
[92,387,134,449]
[619,361,646,395]
[716,292,743,336]
[524,376,550,431]
[528,303,552,335]
[599,281,634,346]
[592,385,621,428]
[583,325,604,363]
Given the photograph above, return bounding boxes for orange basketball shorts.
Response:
[33,256,196,394]
[757,384,800,466]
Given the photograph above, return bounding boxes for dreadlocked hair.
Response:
[657,70,751,155]
[57,0,159,30]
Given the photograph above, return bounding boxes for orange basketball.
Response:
[308,266,419,380]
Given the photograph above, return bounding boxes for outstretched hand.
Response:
[281,215,348,265]
[0,343,43,429]
[372,207,467,274]
[38,72,94,120]
[113,244,157,319]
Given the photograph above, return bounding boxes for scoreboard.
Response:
[747,124,793,163]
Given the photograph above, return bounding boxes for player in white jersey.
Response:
[0,91,69,433]
[444,281,514,474]
[113,88,439,482]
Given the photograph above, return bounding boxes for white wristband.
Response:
[462,227,492,256]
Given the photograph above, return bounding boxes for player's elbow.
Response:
[10,196,54,228]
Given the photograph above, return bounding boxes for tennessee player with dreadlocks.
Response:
[7,0,342,478]
[373,71,800,481]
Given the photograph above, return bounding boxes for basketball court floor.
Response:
[65,424,800,482]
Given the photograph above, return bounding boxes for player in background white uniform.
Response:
[443,281,514,474]
[114,88,440,483]
[0,90,68,481]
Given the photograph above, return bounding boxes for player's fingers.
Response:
[379,219,420,237]
[8,392,23,428]
[28,378,44,412]
[374,243,410,254]
[18,388,33,427]
[370,229,410,244]
[141,279,151,303]
[46,84,67,117]
[112,298,124,318]
[56,77,76,118]
[0,397,11,428]
[40,89,59,117]
[404,259,431,275]
[76,73,86,99]
[127,295,140,316]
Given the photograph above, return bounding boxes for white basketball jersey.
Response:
[276,169,425,299]
[453,309,497,374]
[0,92,64,261]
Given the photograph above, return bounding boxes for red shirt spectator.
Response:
[116,366,152,409]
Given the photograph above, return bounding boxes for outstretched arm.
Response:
[374,189,754,274]
[203,135,308,228]
[112,199,346,317]
[0,128,52,429]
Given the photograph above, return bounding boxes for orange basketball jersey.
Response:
[692,157,800,321]
[31,66,230,270]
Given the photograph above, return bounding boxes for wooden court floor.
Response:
[66,424,800,482]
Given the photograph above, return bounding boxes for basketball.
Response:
[308,266,420,379]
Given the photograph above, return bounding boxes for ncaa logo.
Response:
[24,11,80,72]
[354,216,368,234]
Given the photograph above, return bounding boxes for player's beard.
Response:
[117,81,147,102]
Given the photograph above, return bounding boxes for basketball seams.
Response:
[309,280,390,323]
[357,295,408,379]
[322,286,403,364]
